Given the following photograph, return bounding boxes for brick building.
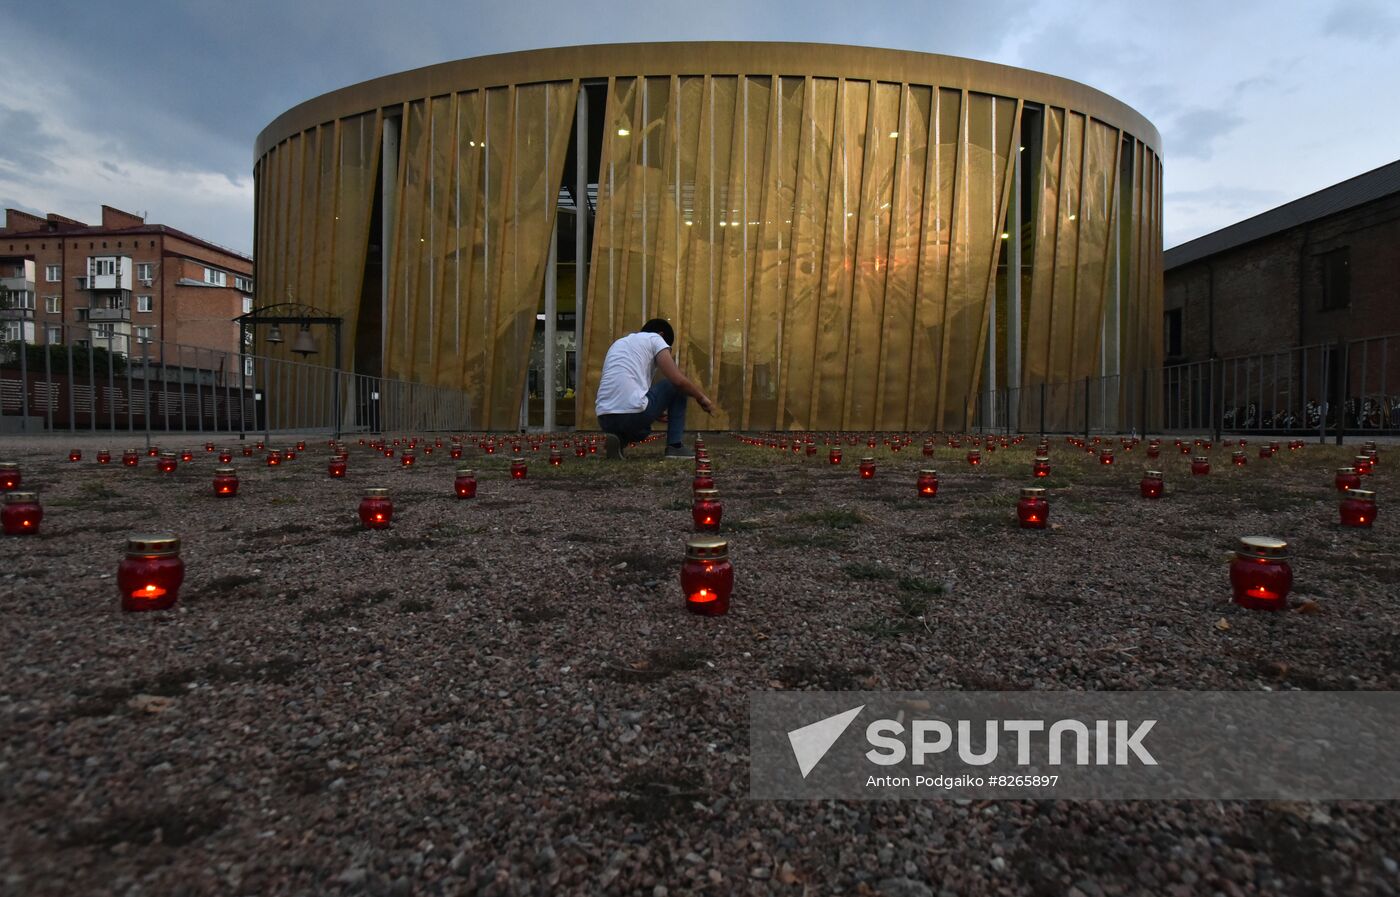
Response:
[1164,159,1400,364]
[0,205,253,357]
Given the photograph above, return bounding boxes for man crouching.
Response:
[595,318,714,460]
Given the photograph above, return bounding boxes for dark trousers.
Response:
[598,379,687,447]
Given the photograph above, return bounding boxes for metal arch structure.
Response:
[253,42,1163,432]
[234,301,344,439]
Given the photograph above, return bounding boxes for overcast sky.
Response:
[1,0,1396,257]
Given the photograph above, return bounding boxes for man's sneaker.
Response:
[663,443,694,460]
[605,433,626,460]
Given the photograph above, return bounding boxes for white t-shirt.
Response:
[595,332,670,415]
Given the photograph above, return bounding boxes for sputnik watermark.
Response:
[750,692,1400,800]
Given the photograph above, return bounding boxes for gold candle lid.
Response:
[160,451,176,459]
[1193,455,1209,462]
[1236,535,1289,560]
[1034,454,1049,462]
[364,487,389,498]
[919,468,938,476]
[512,457,526,464]
[693,488,720,499]
[214,466,237,475]
[1356,455,1372,462]
[0,461,17,470]
[1347,489,1376,502]
[685,536,729,560]
[126,532,181,557]
[456,467,475,476]
[1338,467,1356,474]
[3,491,37,503]
[1020,486,1047,498]
[1144,469,1163,478]
[861,456,875,463]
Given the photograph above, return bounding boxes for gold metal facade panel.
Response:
[258,54,1164,432]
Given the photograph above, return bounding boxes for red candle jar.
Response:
[967,449,981,466]
[401,451,416,468]
[122,450,139,467]
[328,457,347,478]
[692,488,723,532]
[1032,455,1050,478]
[1340,489,1376,528]
[1140,470,1164,499]
[1256,446,1269,460]
[295,441,306,452]
[807,443,818,457]
[68,449,82,462]
[118,533,184,611]
[682,537,733,616]
[147,447,160,458]
[1233,450,1247,467]
[1180,443,1191,455]
[358,487,393,529]
[1336,467,1361,492]
[242,445,254,457]
[451,447,463,460]
[97,450,112,465]
[917,469,939,497]
[1191,455,1210,475]
[829,448,842,465]
[157,452,178,474]
[204,442,215,453]
[922,440,935,458]
[384,448,395,458]
[859,457,876,479]
[0,462,19,490]
[1017,486,1049,529]
[511,457,527,479]
[1146,445,1160,460]
[218,450,233,464]
[693,467,714,492]
[266,450,282,467]
[255,441,265,450]
[283,450,298,462]
[1099,448,1114,465]
[2,492,43,535]
[454,467,477,499]
[575,445,586,458]
[180,450,194,463]
[212,466,239,497]
[1230,536,1292,610]
[549,449,562,467]
[695,448,709,462]
[484,443,496,454]
[1355,455,1374,476]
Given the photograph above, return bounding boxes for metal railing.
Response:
[975,332,1400,441]
[0,321,473,439]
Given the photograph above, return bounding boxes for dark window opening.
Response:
[1320,247,1350,311]
[1164,308,1183,358]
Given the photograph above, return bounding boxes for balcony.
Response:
[86,306,132,323]
[1,275,35,293]
[0,305,35,320]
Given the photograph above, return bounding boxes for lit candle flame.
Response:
[134,584,167,599]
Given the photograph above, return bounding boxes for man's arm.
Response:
[655,348,715,414]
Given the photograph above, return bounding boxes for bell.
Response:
[291,326,318,356]
[266,323,284,344]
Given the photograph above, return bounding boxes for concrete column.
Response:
[574,88,589,414]
[543,224,558,431]
[381,115,400,383]
[1007,143,1022,430]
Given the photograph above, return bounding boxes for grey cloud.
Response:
[1166,185,1288,208]
[1165,107,1245,160]
[1324,0,1400,42]
[0,105,63,178]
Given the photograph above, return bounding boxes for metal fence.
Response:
[0,322,473,438]
[975,333,1400,440]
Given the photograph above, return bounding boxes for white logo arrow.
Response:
[787,705,865,778]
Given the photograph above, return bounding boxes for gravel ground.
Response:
[1,432,1397,897]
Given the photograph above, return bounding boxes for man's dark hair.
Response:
[640,318,674,347]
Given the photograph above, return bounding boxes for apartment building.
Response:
[0,204,253,356]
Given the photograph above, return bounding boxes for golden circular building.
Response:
[254,42,1162,432]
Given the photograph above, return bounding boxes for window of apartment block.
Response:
[1320,247,1350,311]
[44,296,62,314]
[75,308,89,322]
[1,321,22,342]
[137,295,153,313]
[137,262,153,283]
[136,325,155,344]
[88,257,116,277]
[203,267,227,287]
[45,264,60,282]
[235,275,253,292]
[1164,308,1183,358]
[242,296,253,314]
[46,326,62,344]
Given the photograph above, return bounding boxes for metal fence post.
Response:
[1039,382,1046,436]
[1083,377,1090,440]
[1335,340,1348,446]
